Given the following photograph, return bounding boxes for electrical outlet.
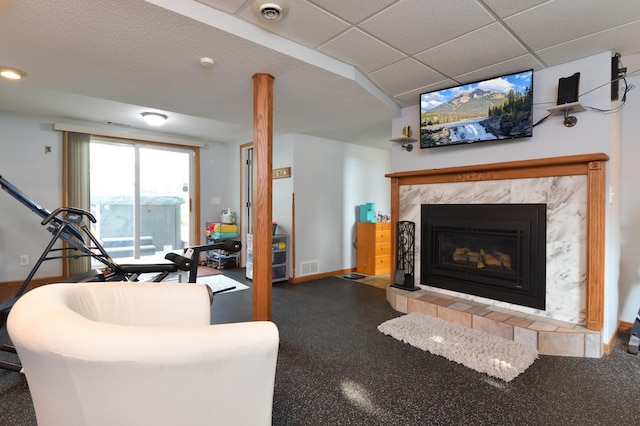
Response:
[609,186,615,204]
[19,255,29,266]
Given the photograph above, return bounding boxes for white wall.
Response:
[223,133,390,277]
[199,140,233,236]
[341,142,391,267]
[619,56,640,323]
[272,135,294,239]
[290,135,390,276]
[0,112,64,281]
[392,52,614,171]
[391,51,626,339]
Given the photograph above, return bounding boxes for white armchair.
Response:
[7,282,279,426]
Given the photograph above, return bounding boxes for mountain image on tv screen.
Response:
[420,70,533,149]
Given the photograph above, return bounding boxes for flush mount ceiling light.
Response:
[141,112,168,126]
[253,0,288,21]
[199,57,215,67]
[0,67,26,80]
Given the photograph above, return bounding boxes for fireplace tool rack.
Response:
[391,220,418,291]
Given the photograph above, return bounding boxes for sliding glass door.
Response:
[90,139,193,261]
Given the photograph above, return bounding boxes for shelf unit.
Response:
[546,102,585,127]
[245,233,288,282]
[546,102,585,115]
[205,222,239,269]
[390,125,418,151]
[205,240,240,268]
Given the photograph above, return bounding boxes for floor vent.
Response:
[299,260,319,276]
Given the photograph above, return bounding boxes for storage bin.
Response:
[272,251,286,265]
[359,203,376,222]
[272,265,287,280]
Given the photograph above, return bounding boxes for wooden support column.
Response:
[291,192,296,279]
[252,73,274,321]
[389,177,400,281]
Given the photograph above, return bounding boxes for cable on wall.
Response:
[532,58,638,128]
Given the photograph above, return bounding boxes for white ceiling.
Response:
[1,0,639,150]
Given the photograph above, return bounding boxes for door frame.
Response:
[89,137,201,259]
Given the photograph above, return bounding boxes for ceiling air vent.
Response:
[104,120,132,128]
[253,0,288,21]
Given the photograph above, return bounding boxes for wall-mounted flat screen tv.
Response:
[420,70,533,149]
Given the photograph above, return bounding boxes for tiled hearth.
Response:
[387,285,602,358]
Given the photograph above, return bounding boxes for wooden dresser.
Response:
[356,222,391,275]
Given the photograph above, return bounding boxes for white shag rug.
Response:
[378,312,538,382]
[196,275,249,294]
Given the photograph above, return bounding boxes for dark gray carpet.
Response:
[2,269,639,425]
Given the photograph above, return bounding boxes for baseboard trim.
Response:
[603,321,634,355]
[0,276,63,304]
[619,320,633,332]
[290,268,355,284]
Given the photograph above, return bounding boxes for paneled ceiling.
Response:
[1,0,639,149]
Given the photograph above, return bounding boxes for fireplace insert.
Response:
[421,204,546,309]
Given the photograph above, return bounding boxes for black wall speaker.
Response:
[557,72,580,105]
[611,55,620,101]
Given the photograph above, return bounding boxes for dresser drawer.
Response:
[375,230,390,243]
[375,255,390,268]
[374,255,391,274]
[376,222,391,231]
[375,242,391,256]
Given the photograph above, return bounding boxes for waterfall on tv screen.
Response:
[447,119,497,142]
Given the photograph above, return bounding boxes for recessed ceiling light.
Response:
[141,112,168,126]
[0,67,26,80]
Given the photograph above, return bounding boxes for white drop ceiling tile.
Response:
[415,23,528,77]
[308,0,397,24]
[368,58,446,97]
[360,0,495,55]
[394,78,457,106]
[505,0,640,51]
[195,0,247,14]
[237,0,349,48]
[536,21,640,67]
[452,54,544,84]
[393,94,419,108]
[481,0,549,18]
[418,79,460,95]
[319,28,405,74]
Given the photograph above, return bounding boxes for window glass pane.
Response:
[90,141,135,260]
[139,146,191,256]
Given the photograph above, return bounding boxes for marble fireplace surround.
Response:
[385,154,609,357]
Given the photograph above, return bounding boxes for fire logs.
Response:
[452,247,512,270]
